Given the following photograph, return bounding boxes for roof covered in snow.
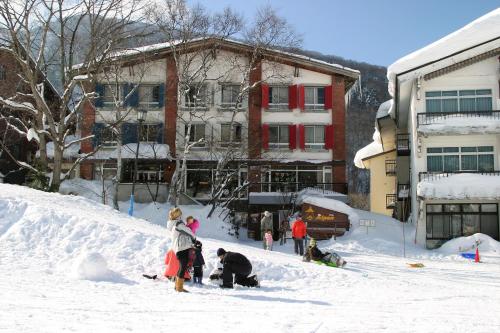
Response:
[417,173,500,200]
[376,99,393,119]
[353,129,383,169]
[388,8,500,81]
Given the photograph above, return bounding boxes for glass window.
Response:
[221,124,242,143]
[478,155,494,171]
[443,204,460,212]
[185,84,207,107]
[463,215,480,236]
[461,147,477,152]
[185,124,205,145]
[443,155,459,172]
[426,99,441,113]
[443,147,459,153]
[94,162,117,180]
[461,155,477,171]
[304,125,325,149]
[427,146,494,172]
[269,86,288,109]
[478,146,493,152]
[304,86,325,110]
[480,215,499,240]
[103,84,121,106]
[427,204,442,213]
[427,156,443,172]
[139,124,160,142]
[139,85,160,107]
[463,204,480,213]
[268,125,289,147]
[427,147,442,153]
[221,84,241,106]
[101,126,117,147]
[481,204,497,212]
[426,89,492,113]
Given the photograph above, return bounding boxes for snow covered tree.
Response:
[0,0,145,191]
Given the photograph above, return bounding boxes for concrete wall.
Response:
[364,150,397,216]
[116,183,168,203]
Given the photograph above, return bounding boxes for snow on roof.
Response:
[417,173,500,200]
[90,143,171,160]
[75,38,359,77]
[354,129,383,169]
[40,135,81,159]
[376,99,393,119]
[418,116,500,136]
[387,8,500,83]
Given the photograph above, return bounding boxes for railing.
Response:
[397,134,410,155]
[385,160,396,175]
[253,182,348,195]
[397,183,410,200]
[417,110,500,127]
[386,194,396,209]
[419,170,500,182]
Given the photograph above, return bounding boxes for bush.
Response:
[348,193,369,210]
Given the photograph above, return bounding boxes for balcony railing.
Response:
[386,194,396,209]
[254,182,348,195]
[397,134,410,156]
[397,183,410,200]
[385,160,396,176]
[419,170,500,182]
[417,110,500,127]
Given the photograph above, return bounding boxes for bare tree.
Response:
[0,0,145,191]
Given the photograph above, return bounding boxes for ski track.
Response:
[1,184,500,332]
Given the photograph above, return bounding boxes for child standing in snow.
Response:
[264,229,273,251]
[192,240,205,284]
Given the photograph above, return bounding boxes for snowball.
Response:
[73,252,115,282]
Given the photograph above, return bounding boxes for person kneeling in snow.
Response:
[303,239,346,268]
[217,248,259,288]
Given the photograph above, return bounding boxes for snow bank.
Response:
[418,116,500,135]
[387,8,500,83]
[417,173,500,200]
[437,233,500,255]
[354,128,383,168]
[60,178,114,203]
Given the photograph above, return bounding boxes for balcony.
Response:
[386,194,396,209]
[418,170,500,182]
[417,110,500,135]
[397,183,410,200]
[396,134,410,156]
[385,160,396,176]
[256,182,348,194]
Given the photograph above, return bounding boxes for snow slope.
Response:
[1,184,500,332]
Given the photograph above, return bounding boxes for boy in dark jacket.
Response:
[217,248,259,288]
[192,240,205,284]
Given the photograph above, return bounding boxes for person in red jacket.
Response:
[292,215,307,256]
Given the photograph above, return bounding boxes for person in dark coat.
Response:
[192,240,205,284]
[217,248,259,288]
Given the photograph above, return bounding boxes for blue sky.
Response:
[189,0,499,67]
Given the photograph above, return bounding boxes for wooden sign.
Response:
[301,203,350,240]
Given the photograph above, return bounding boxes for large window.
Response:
[304,125,325,149]
[425,89,492,113]
[221,84,241,107]
[185,124,205,145]
[426,204,499,240]
[101,126,118,147]
[269,125,289,148]
[220,123,242,144]
[139,124,160,142]
[261,165,332,192]
[123,161,163,183]
[102,84,122,106]
[304,86,325,110]
[427,146,494,172]
[184,84,208,108]
[139,85,160,107]
[269,86,289,110]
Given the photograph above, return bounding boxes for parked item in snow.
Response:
[217,248,259,288]
[407,263,424,268]
[303,241,346,268]
[143,274,158,280]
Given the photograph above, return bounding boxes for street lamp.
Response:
[128,108,147,216]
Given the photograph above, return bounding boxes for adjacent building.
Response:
[357,9,500,248]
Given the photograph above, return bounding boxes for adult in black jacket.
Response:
[217,248,259,288]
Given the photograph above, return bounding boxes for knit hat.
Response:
[194,240,202,249]
[217,248,226,256]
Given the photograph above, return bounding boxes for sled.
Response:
[406,263,424,268]
[313,260,346,268]
[460,253,476,260]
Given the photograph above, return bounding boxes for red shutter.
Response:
[262,124,269,150]
[288,85,297,109]
[298,124,305,150]
[261,83,269,109]
[298,85,305,111]
[288,124,297,150]
[324,85,332,110]
[324,125,334,149]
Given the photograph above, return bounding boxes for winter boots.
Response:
[175,277,189,292]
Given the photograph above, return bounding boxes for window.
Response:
[304,86,325,110]
[184,84,208,108]
[221,84,241,107]
[185,124,205,145]
[268,125,289,148]
[139,85,160,107]
[139,124,160,142]
[221,123,242,143]
[427,146,494,172]
[426,204,498,240]
[101,126,118,147]
[123,161,163,183]
[425,89,492,113]
[269,86,288,109]
[94,162,117,180]
[304,125,325,149]
[0,65,5,80]
[102,84,122,106]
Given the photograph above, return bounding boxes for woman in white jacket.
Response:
[166,207,196,292]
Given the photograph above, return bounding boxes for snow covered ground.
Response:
[1,184,500,332]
